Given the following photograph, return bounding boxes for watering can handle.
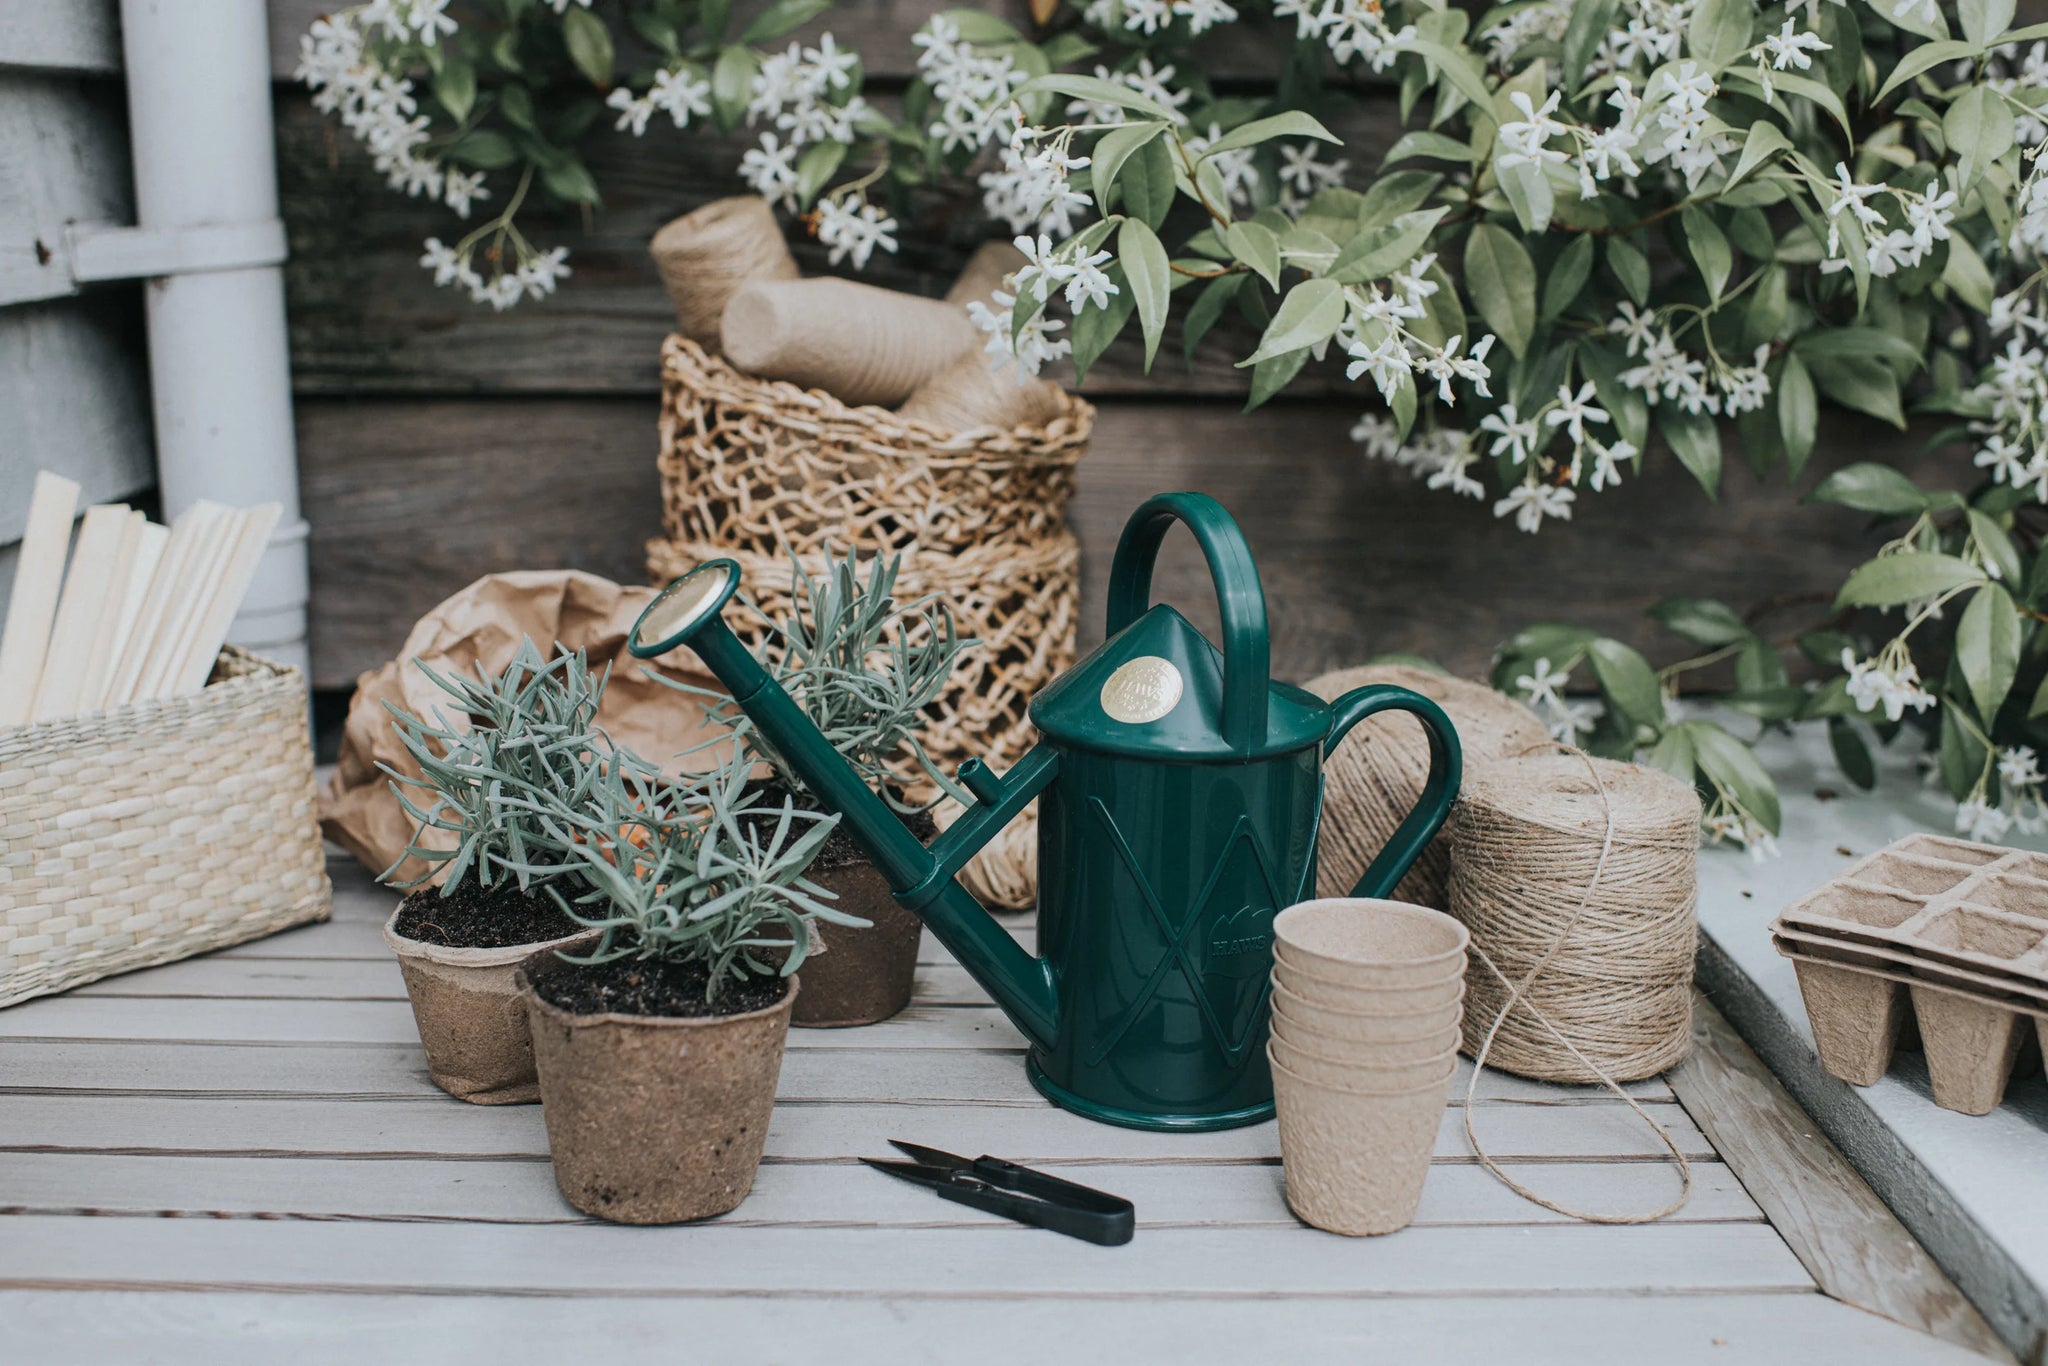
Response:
[1322,685,1465,898]
[1105,492,1270,754]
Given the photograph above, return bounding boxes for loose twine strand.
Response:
[1458,745,1694,1225]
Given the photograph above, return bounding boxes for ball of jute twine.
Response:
[1305,664,1550,908]
[722,278,979,408]
[946,239,1027,307]
[1453,748,1700,1224]
[899,352,1067,434]
[649,196,800,353]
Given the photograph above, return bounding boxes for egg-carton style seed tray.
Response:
[1773,934,2046,1115]
[1773,832,2048,990]
[1772,923,2048,1013]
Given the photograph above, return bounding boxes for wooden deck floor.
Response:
[0,858,2001,1363]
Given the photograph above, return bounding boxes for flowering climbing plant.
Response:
[299,0,2048,851]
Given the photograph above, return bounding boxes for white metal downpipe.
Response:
[116,0,310,673]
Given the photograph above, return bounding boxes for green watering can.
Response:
[631,492,1463,1130]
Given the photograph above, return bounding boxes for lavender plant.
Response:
[530,750,859,994]
[382,637,633,893]
[670,548,976,813]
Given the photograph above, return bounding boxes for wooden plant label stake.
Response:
[167,503,281,697]
[0,472,82,727]
[31,503,132,723]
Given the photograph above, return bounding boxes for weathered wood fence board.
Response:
[297,395,1954,689]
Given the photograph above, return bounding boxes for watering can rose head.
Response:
[629,492,1465,1127]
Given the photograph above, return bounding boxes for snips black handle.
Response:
[950,1158,1135,1247]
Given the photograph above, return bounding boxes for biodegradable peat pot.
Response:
[1270,1045,1452,1237]
[756,787,937,1029]
[1270,1003,1460,1065]
[1790,958,1907,1087]
[1910,985,2028,1115]
[1270,1034,1459,1091]
[1272,898,1470,987]
[1270,980,1465,1044]
[383,890,597,1105]
[1273,958,1465,1013]
[520,958,796,1224]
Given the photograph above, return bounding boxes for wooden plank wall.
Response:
[264,0,1944,689]
[0,10,153,610]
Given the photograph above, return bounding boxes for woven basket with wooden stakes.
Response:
[644,203,1091,909]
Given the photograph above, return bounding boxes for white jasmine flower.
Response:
[1544,382,1609,444]
[1494,481,1576,534]
[1479,403,1542,464]
[1841,648,1937,722]
[1064,250,1120,313]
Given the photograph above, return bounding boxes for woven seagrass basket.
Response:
[646,334,1094,781]
[0,645,332,1007]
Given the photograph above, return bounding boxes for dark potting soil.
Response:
[741,778,937,870]
[393,880,582,949]
[531,955,790,1019]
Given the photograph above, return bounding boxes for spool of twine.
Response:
[898,351,1066,434]
[1453,748,1701,1225]
[649,196,800,353]
[947,239,1028,307]
[1305,664,1550,908]
[1450,752,1700,1083]
[722,279,979,407]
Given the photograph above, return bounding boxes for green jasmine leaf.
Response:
[433,60,476,123]
[1225,221,1283,290]
[740,0,833,43]
[1464,222,1536,359]
[1727,121,1793,192]
[562,6,615,87]
[1071,265,1135,385]
[1588,638,1664,727]
[1561,0,1621,93]
[1605,236,1650,306]
[1835,551,1982,608]
[1828,717,1877,789]
[1688,0,1754,71]
[1238,277,1345,366]
[1327,207,1447,285]
[1244,346,1311,412]
[1957,582,2020,724]
[1090,121,1169,216]
[1681,207,1732,302]
[1804,354,1907,428]
[1777,352,1818,476]
[1875,38,1981,101]
[1119,135,1178,230]
[1689,722,1782,832]
[1382,130,1475,166]
[1202,110,1340,157]
[1018,74,1178,123]
[1650,597,1752,647]
[1967,509,2024,584]
[1182,272,1245,369]
[1497,158,1554,234]
[1541,234,1595,321]
[1946,84,2016,193]
[711,46,759,131]
[1806,462,1930,515]
[1119,219,1171,372]
[1943,234,1997,314]
[1657,405,1723,499]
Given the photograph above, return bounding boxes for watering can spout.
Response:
[629,560,1061,1052]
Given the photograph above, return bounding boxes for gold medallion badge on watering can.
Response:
[1100,656,1183,724]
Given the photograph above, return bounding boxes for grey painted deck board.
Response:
[0,857,1986,1363]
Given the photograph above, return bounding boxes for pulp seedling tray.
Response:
[1775,833,2048,989]
[1774,937,2046,1114]
[1770,833,2048,1115]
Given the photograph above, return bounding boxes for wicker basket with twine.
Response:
[646,335,1094,908]
[0,646,332,1007]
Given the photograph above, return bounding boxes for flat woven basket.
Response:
[0,645,332,1007]
[646,334,1094,780]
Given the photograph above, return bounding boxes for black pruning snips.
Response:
[862,1140,1135,1246]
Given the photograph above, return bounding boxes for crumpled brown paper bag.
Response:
[318,569,732,885]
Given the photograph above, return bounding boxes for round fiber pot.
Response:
[793,860,924,1028]
[520,962,796,1225]
[1273,958,1464,1013]
[1273,898,1469,986]
[383,906,597,1105]
[1270,980,1465,1044]
[1270,1002,1461,1065]
[1271,1044,1451,1237]
[1270,1033,1458,1092]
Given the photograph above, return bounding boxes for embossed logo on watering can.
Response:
[1206,904,1276,961]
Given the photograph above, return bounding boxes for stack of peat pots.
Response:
[1269,898,1469,1236]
